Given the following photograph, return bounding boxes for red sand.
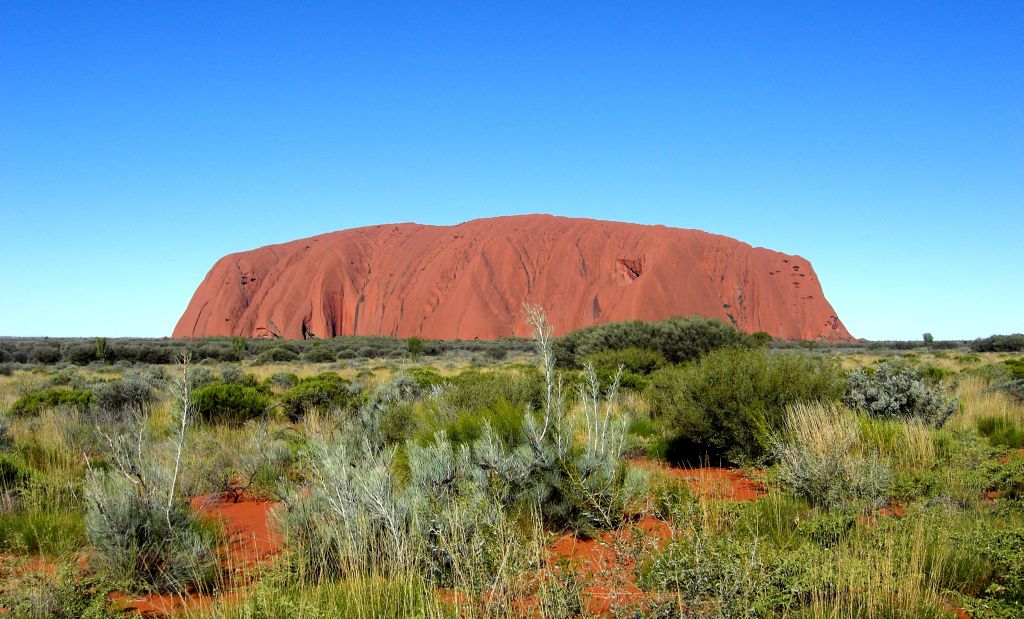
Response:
[632,458,766,501]
[541,462,764,616]
[174,214,852,341]
[190,493,282,570]
[548,515,673,615]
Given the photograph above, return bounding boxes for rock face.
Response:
[173,214,852,341]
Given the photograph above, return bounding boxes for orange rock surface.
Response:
[173,214,851,341]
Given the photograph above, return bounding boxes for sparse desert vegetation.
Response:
[1,322,1023,617]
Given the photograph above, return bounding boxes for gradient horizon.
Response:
[2,2,1022,340]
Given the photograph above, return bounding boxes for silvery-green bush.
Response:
[473,362,646,535]
[83,356,216,593]
[91,374,158,416]
[281,307,646,588]
[843,360,957,427]
[84,471,216,592]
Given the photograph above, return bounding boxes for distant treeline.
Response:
[0,335,535,366]
[772,333,1024,353]
[1,326,1020,367]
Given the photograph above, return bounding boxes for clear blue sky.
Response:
[1,2,1021,340]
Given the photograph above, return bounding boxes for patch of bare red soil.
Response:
[541,457,766,617]
[632,457,766,501]
[939,598,972,619]
[111,590,246,617]
[878,504,907,518]
[191,493,282,571]
[547,515,673,616]
[115,494,280,616]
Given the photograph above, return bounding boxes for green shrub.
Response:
[219,364,245,384]
[442,398,523,446]
[303,346,336,363]
[977,416,1024,449]
[484,347,508,361]
[554,316,748,367]
[267,372,299,390]
[91,376,157,415]
[409,367,445,390]
[0,508,87,555]
[28,345,61,364]
[193,383,270,425]
[797,510,858,548]
[639,531,821,616]
[405,336,423,358]
[62,342,98,365]
[1003,358,1024,380]
[919,364,952,384]
[442,368,544,414]
[280,373,356,421]
[187,366,218,390]
[583,347,666,391]
[255,347,299,364]
[0,452,36,488]
[647,349,846,464]
[948,522,1024,612]
[650,477,695,523]
[582,347,666,375]
[844,360,958,426]
[994,457,1024,500]
[9,388,94,417]
[971,334,1024,353]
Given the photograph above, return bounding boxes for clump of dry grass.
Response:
[804,520,956,619]
[950,374,1024,433]
[772,402,892,509]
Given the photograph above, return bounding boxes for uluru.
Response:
[173,214,852,342]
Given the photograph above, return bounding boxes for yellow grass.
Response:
[949,373,1024,432]
[804,520,954,619]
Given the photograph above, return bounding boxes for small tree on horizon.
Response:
[923,332,934,349]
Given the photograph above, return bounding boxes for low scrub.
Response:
[280,373,357,421]
[640,529,822,617]
[970,333,1024,353]
[554,315,749,368]
[254,347,299,364]
[84,356,217,593]
[582,346,666,390]
[977,415,1024,449]
[302,345,336,363]
[0,560,114,619]
[646,348,846,464]
[281,307,646,592]
[193,383,271,425]
[91,375,157,415]
[9,388,93,417]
